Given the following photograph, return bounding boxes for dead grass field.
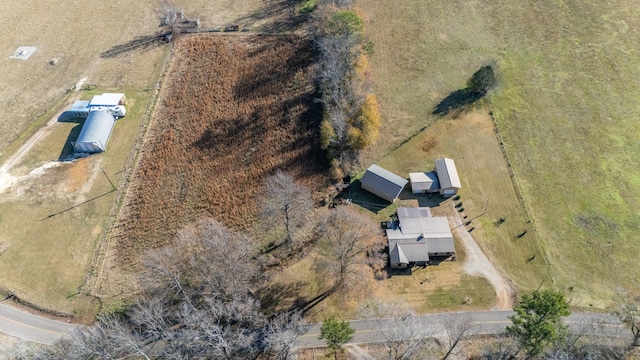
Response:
[357,0,640,307]
[95,34,329,301]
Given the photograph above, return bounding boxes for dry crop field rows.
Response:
[109,34,328,271]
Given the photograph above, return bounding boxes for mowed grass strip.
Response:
[0,89,154,319]
[110,34,329,270]
[358,0,640,306]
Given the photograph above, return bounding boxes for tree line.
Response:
[313,0,381,180]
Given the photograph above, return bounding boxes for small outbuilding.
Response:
[72,111,116,153]
[89,93,127,118]
[409,171,440,194]
[434,158,461,196]
[361,164,408,203]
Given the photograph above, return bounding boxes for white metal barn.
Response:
[434,158,462,196]
[72,111,116,153]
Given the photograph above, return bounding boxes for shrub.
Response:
[300,0,317,14]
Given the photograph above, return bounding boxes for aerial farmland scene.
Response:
[0,0,639,358]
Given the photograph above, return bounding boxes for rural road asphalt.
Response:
[0,302,78,345]
[297,310,629,348]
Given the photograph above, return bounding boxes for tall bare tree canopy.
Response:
[15,218,305,359]
[261,170,314,248]
[314,206,385,295]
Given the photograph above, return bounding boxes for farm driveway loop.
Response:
[0,302,78,344]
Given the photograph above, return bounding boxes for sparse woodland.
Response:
[314,0,381,179]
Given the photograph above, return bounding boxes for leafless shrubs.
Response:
[314,206,386,296]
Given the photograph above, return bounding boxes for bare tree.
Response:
[361,298,435,360]
[475,334,519,360]
[612,287,640,347]
[439,314,476,359]
[315,206,385,295]
[263,311,308,360]
[261,170,314,248]
[158,0,183,37]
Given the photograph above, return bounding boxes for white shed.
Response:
[434,158,461,196]
[72,111,116,153]
[409,171,439,194]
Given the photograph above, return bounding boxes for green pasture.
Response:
[358,0,640,307]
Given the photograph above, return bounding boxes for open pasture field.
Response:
[358,0,640,306]
[0,0,277,161]
[0,89,151,320]
[96,34,329,300]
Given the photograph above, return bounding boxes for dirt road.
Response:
[448,203,515,309]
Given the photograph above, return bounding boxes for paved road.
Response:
[297,310,630,348]
[0,302,78,345]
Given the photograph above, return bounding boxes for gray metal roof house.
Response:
[72,111,116,153]
[386,207,455,269]
[361,164,408,203]
[435,158,461,196]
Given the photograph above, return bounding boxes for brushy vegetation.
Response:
[315,2,381,179]
[110,34,329,269]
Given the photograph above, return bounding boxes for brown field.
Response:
[96,34,329,299]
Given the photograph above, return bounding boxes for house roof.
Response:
[389,242,429,264]
[435,158,461,189]
[387,207,455,266]
[90,93,125,106]
[361,164,408,202]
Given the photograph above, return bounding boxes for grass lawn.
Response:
[357,0,640,307]
[0,87,157,320]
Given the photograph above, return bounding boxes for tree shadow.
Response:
[432,88,483,116]
[100,34,166,59]
[231,0,310,33]
[258,281,307,315]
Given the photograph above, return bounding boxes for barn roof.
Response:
[73,111,115,153]
[360,164,408,203]
[90,93,125,106]
[71,100,90,111]
[435,158,461,189]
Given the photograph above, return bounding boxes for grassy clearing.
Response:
[357,0,640,307]
[263,229,495,321]
[0,88,154,319]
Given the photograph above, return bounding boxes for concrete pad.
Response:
[9,46,37,60]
